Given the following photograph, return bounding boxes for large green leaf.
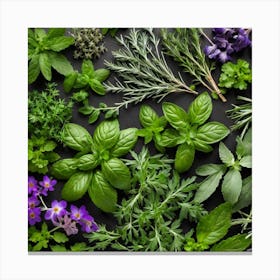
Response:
[93,69,110,82]
[39,53,52,81]
[48,52,73,76]
[221,169,242,204]
[48,36,74,52]
[88,171,117,213]
[61,171,92,201]
[93,119,120,150]
[211,234,251,252]
[219,142,235,166]
[78,153,99,171]
[139,105,159,128]
[102,158,131,190]
[51,158,79,180]
[188,92,212,125]
[110,128,138,158]
[196,202,232,245]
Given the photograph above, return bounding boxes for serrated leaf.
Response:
[233,176,252,212]
[239,155,252,168]
[39,53,52,81]
[52,232,69,243]
[50,245,67,252]
[28,55,40,84]
[219,142,235,166]
[196,164,225,176]
[49,52,73,76]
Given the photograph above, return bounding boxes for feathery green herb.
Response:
[104,28,198,115]
[161,28,226,102]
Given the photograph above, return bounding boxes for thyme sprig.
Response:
[104,29,198,112]
[161,28,226,102]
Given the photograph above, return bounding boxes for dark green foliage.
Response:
[28,83,73,142]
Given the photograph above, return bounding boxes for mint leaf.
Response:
[48,36,74,52]
[28,55,40,84]
[219,142,235,166]
[49,52,73,76]
[196,202,232,245]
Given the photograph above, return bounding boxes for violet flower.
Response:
[39,175,57,196]
[28,176,38,195]
[28,207,41,225]
[28,195,40,209]
[44,200,67,221]
[80,214,99,233]
[204,28,251,63]
[70,205,88,221]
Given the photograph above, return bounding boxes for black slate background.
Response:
[28,28,252,248]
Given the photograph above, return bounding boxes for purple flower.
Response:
[204,28,251,63]
[80,214,99,233]
[28,195,40,209]
[70,205,88,221]
[53,215,78,236]
[28,207,41,225]
[45,200,67,221]
[39,175,57,196]
[28,176,38,195]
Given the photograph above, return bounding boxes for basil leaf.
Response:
[28,55,40,84]
[81,60,94,77]
[88,110,101,124]
[93,69,110,82]
[47,28,65,38]
[93,119,120,149]
[61,171,92,201]
[196,202,232,245]
[51,158,79,180]
[48,36,74,52]
[73,74,89,89]
[239,155,252,168]
[78,153,99,171]
[102,158,131,190]
[196,122,229,144]
[63,71,78,93]
[89,79,105,95]
[211,234,251,252]
[196,164,225,176]
[62,123,93,152]
[78,105,94,115]
[48,52,73,76]
[139,105,159,128]
[188,92,212,125]
[34,28,46,40]
[174,143,195,173]
[88,171,117,213]
[110,128,138,158]
[193,139,213,153]
[236,129,252,159]
[233,176,252,212]
[39,53,52,81]
[219,142,235,166]
[194,171,224,203]
[160,129,183,147]
[162,102,188,130]
[222,169,242,204]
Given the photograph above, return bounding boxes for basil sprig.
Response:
[160,92,230,173]
[51,120,138,213]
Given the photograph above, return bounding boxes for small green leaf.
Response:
[174,143,195,173]
[194,171,224,203]
[193,139,213,153]
[52,232,69,243]
[93,69,110,82]
[196,202,232,245]
[70,242,87,252]
[81,60,94,76]
[211,234,251,252]
[48,52,73,76]
[88,171,117,213]
[89,79,106,95]
[47,28,65,38]
[233,176,252,212]
[61,171,92,201]
[42,141,56,152]
[219,142,235,166]
[239,155,252,168]
[39,53,52,81]
[188,92,212,125]
[79,106,94,115]
[162,102,188,130]
[63,72,78,93]
[222,169,242,204]
[50,245,67,252]
[48,36,74,52]
[28,55,40,84]
[78,153,99,171]
[139,105,159,128]
[196,164,225,176]
[88,110,100,124]
[160,129,183,147]
[196,122,229,144]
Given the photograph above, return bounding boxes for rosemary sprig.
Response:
[161,28,226,102]
[226,96,252,138]
[104,29,198,112]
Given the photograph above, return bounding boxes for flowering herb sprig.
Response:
[203,28,251,63]
[28,175,99,251]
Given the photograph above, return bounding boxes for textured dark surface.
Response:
[28,28,252,246]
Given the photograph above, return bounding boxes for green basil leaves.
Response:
[52,120,138,212]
